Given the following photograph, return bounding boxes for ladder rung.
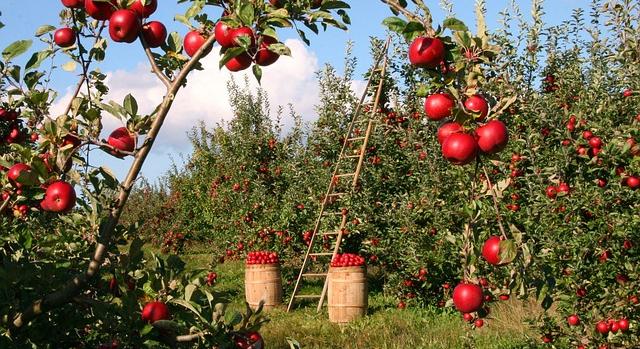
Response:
[345,153,362,158]
[302,273,328,277]
[322,231,339,236]
[335,173,355,178]
[294,295,322,299]
[347,136,366,142]
[327,192,346,197]
[310,253,333,256]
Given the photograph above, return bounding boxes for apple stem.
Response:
[482,166,508,240]
[139,32,172,88]
[10,32,219,332]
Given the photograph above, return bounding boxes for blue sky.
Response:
[0,1,592,183]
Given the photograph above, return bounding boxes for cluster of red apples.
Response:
[330,253,365,267]
[246,251,279,265]
[57,0,281,72]
[408,36,509,165]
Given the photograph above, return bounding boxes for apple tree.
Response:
[0,0,350,347]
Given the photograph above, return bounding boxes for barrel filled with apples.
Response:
[244,251,283,311]
[327,253,368,323]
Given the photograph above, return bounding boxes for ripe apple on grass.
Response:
[234,331,264,349]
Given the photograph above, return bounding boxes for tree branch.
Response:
[10,33,219,331]
[482,166,507,239]
[0,196,10,215]
[62,22,107,117]
[379,0,435,36]
[139,33,172,89]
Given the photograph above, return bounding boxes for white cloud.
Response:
[51,39,364,180]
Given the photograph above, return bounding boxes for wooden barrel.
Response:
[328,266,368,323]
[245,264,283,311]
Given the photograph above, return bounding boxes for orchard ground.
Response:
[142,243,546,349]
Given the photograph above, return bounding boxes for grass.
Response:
[144,246,544,349]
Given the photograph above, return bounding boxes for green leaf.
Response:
[123,94,138,116]
[237,2,255,26]
[3,40,32,61]
[35,25,56,37]
[25,50,52,72]
[252,64,262,84]
[382,16,407,33]
[219,47,246,68]
[184,284,196,302]
[443,18,469,32]
[499,240,517,264]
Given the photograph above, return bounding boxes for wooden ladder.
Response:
[287,39,391,312]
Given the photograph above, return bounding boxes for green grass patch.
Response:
[140,246,542,348]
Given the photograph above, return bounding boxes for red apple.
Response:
[408,37,445,68]
[184,30,210,57]
[255,35,279,66]
[129,0,157,18]
[54,28,76,48]
[437,122,463,144]
[441,132,478,165]
[85,0,117,21]
[482,236,503,265]
[7,163,35,188]
[567,314,580,326]
[142,21,166,48]
[215,21,235,48]
[109,10,141,43]
[229,26,256,47]
[452,283,483,313]
[61,0,84,8]
[424,93,455,121]
[545,185,557,199]
[225,53,252,72]
[141,301,170,323]
[108,127,136,154]
[596,321,610,335]
[464,95,489,120]
[475,120,508,154]
[626,176,639,189]
[582,130,593,139]
[234,331,264,349]
[41,181,76,213]
[618,318,630,332]
[589,136,602,148]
